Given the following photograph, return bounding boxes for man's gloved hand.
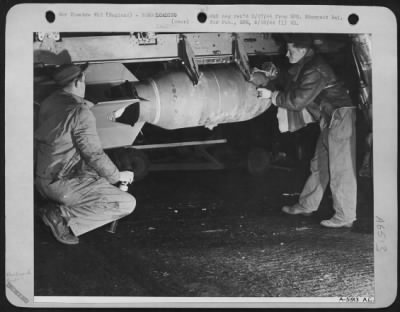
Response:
[260,62,279,80]
[257,88,272,99]
[119,171,134,184]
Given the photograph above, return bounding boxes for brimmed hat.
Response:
[52,63,89,86]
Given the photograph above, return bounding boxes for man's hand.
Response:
[119,171,134,184]
[257,88,272,99]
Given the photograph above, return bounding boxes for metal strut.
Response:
[232,34,252,81]
[178,34,201,85]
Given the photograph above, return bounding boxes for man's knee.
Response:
[119,192,136,215]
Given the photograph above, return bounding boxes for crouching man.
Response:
[258,34,357,228]
[35,63,136,245]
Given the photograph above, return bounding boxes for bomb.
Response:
[133,65,272,130]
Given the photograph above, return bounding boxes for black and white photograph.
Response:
[5,4,397,308]
[32,30,375,297]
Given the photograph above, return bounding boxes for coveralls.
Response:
[35,89,136,236]
[274,49,357,223]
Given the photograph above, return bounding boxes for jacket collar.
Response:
[59,89,93,108]
[288,49,315,80]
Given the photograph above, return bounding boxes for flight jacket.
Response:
[273,49,354,123]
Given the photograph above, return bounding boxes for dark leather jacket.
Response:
[275,49,354,122]
[35,89,120,184]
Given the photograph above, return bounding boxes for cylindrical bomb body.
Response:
[134,65,271,130]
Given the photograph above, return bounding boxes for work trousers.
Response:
[298,107,357,223]
[36,176,136,236]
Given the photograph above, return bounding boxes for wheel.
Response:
[247,147,272,176]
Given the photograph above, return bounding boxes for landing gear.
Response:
[295,142,306,163]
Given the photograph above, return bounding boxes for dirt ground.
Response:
[34,166,374,298]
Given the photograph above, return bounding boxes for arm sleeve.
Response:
[72,106,120,184]
[275,68,326,111]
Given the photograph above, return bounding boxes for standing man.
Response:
[257,34,357,228]
[35,63,136,244]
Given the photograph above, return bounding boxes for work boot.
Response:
[42,207,79,245]
[320,217,353,228]
[281,203,313,216]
